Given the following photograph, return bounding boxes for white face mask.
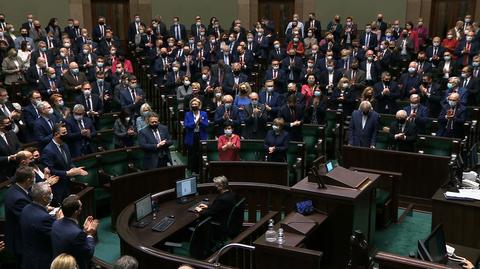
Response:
[74,115,83,121]
[342,83,349,88]
[184,81,191,86]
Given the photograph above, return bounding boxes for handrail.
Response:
[211,243,256,268]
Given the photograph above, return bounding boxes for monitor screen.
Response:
[422,225,448,263]
[134,194,152,222]
[325,161,334,173]
[176,177,197,199]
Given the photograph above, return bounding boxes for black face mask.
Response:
[3,124,13,131]
[191,106,199,111]
[362,110,369,116]
[59,133,67,140]
[397,118,406,124]
[150,124,158,129]
[351,65,358,70]
[105,38,112,42]
[21,33,28,37]
[383,80,390,85]
[422,81,429,87]
[233,71,240,75]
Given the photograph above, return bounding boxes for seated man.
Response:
[195,176,237,237]
[437,92,467,139]
[217,121,241,161]
[348,101,379,148]
[138,112,172,170]
[388,110,417,152]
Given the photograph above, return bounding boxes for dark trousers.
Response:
[187,132,201,173]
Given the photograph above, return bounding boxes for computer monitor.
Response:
[134,194,152,222]
[325,161,334,173]
[176,177,197,203]
[417,224,448,264]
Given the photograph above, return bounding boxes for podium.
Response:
[309,164,371,189]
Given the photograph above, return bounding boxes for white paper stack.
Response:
[444,189,480,201]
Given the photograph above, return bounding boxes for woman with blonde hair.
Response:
[136,103,153,131]
[184,98,208,175]
[331,77,356,115]
[360,86,375,107]
[233,82,251,111]
[50,253,79,269]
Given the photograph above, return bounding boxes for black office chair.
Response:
[212,197,246,244]
[167,216,214,259]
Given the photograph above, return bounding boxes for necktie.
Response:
[267,94,271,104]
[433,47,437,56]
[86,96,92,111]
[153,129,161,143]
[176,25,180,40]
[59,144,68,164]
[1,105,9,116]
[47,118,53,129]
[290,108,295,120]
[1,133,8,146]
[273,70,277,79]
[38,68,43,77]
[366,33,370,47]
[74,74,78,81]
[98,82,103,94]
[131,89,136,101]
[464,78,469,87]
[78,120,84,129]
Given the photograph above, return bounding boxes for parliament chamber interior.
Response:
[1,0,480,268]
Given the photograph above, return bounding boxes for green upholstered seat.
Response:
[302,125,324,166]
[97,113,118,130]
[99,150,130,177]
[239,140,264,161]
[375,132,390,150]
[95,129,115,151]
[418,136,453,157]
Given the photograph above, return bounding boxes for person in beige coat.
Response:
[2,48,26,85]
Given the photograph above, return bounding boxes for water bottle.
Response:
[265,219,277,242]
[277,228,285,245]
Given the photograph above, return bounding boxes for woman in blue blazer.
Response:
[264,117,290,162]
[184,98,209,174]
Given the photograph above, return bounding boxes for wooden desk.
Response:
[290,172,380,268]
[208,161,289,186]
[432,188,480,248]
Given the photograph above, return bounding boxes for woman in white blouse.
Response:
[17,40,31,69]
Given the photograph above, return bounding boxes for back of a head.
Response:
[50,253,78,269]
[113,255,139,269]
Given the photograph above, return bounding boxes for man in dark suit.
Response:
[41,123,88,205]
[348,101,379,148]
[454,31,478,66]
[152,18,168,40]
[0,115,21,180]
[459,65,479,106]
[416,52,433,75]
[360,50,380,85]
[222,63,248,96]
[191,16,206,37]
[418,73,443,117]
[62,62,89,97]
[437,93,467,139]
[4,166,34,266]
[39,67,64,97]
[281,49,303,84]
[443,77,468,106]
[170,17,187,41]
[92,16,108,42]
[343,60,366,92]
[399,61,422,98]
[259,80,285,121]
[264,59,287,94]
[268,40,287,62]
[65,104,96,158]
[318,61,343,92]
[29,41,54,67]
[119,76,144,115]
[97,31,120,57]
[305,12,322,40]
[127,15,145,44]
[34,101,60,148]
[138,113,173,170]
[373,72,401,114]
[74,83,103,126]
[21,14,34,32]
[26,57,47,89]
[242,92,268,139]
[277,95,304,142]
[214,95,242,136]
[389,110,417,152]
[426,37,445,67]
[20,182,61,269]
[52,195,98,269]
[403,94,429,134]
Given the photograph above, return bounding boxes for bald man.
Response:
[388,110,417,152]
[403,94,429,134]
[214,95,241,136]
[61,61,88,96]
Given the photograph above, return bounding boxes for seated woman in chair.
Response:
[195,176,237,235]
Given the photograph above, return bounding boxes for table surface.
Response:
[432,188,480,208]
[126,194,217,248]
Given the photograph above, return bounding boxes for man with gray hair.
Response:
[195,176,238,238]
[39,67,64,96]
[33,100,59,147]
[65,103,96,157]
[113,255,139,269]
[20,182,63,269]
[443,76,468,106]
[388,110,417,152]
[348,101,379,148]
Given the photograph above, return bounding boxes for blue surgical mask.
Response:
[447,82,454,89]
[224,103,232,109]
[314,91,321,97]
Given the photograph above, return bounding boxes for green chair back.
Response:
[98,113,118,130]
[239,140,264,161]
[99,150,130,177]
[73,155,100,187]
[225,198,246,238]
[95,129,115,151]
[189,217,213,259]
[375,132,390,150]
[417,136,454,157]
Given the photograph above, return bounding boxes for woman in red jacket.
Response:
[217,122,241,161]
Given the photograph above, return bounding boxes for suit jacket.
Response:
[214,105,241,135]
[399,73,422,98]
[65,116,97,158]
[138,124,173,170]
[318,70,343,90]
[343,68,366,91]
[29,27,47,44]
[454,40,479,65]
[348,110,380,147]
[23,103,41,129]
[388,120,417,152]
[51,218,96,269]
[264,68,287,93]
[373,81,401,114]
[359,32,378,50]
[403,104,429,134]
[460,76,479,106]
[184,111,209,146]
[34,115,59,148]
[420,82,443,117]
[119,87,144,114]
[20,203,55,269]
[5,184,31,256]
[437,104,467,139]
[0,130,21,179]
[92,24,109,42]
[169,24,187,41]
[14,35,34,50]
[304,99,327,124]
[281,56,303,83]
[331,87,359,116]
[304,19,322,39]
[62,71,88,95]
[268,48,287,62]
[2,56,26,85]
[74,93,104,114]
[259,90,285,121]
[277,104,304,142]
[222,72,248,96]
[38,75,64,96]
[443,87,468,106]
[128,21,146,42]
[242,103,268,139]
[360,60,380,82]
[30,50,54,67]
[41,140,73,204]
[91,80,112,97]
